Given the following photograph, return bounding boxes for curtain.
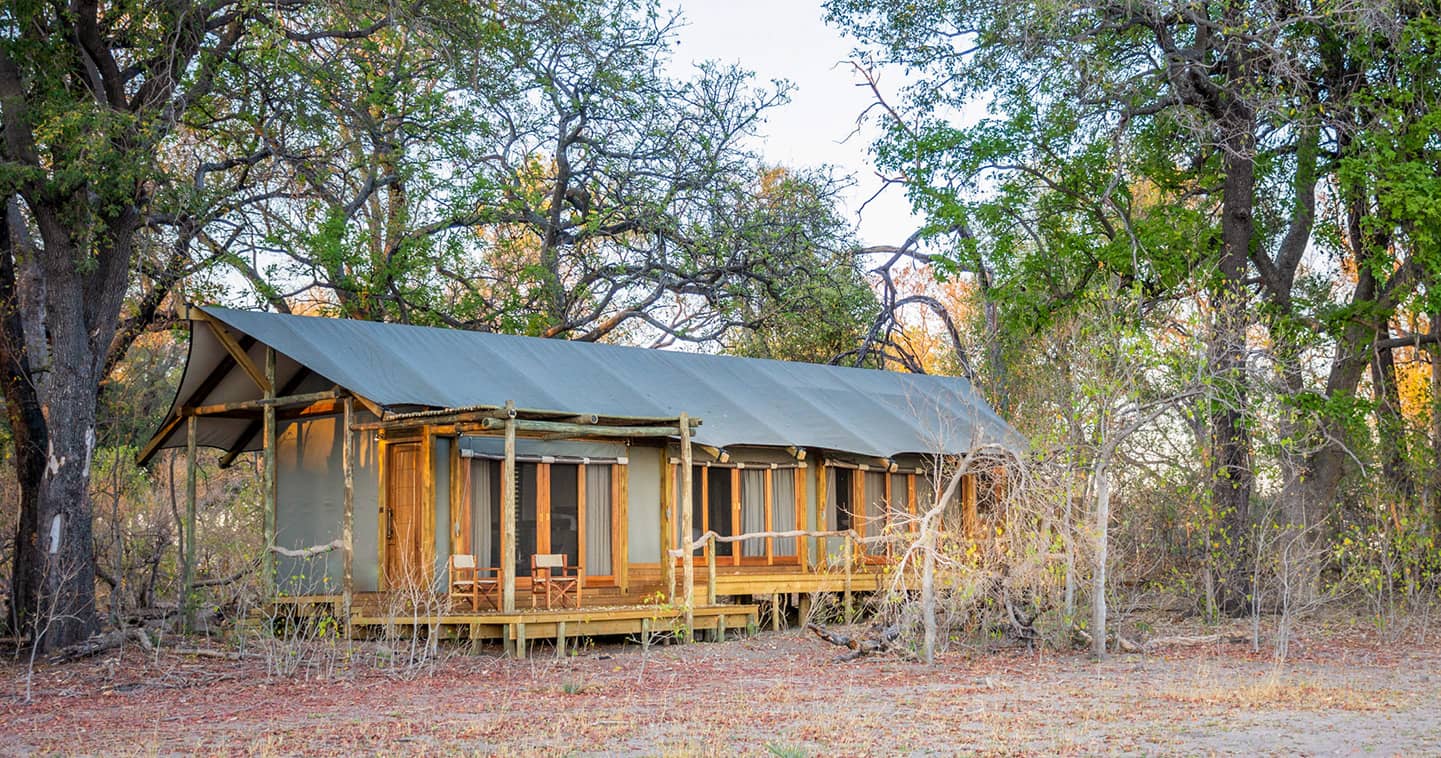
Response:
[469,459,493,567]
[772,470,796,556]
[585,465,612,576]
[741,470,766,556]
[864,472,886,553]
[890,473,911,531]
[823,468,841,560]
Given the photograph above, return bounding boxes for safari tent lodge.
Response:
[140,306,1022,648]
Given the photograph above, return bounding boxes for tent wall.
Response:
[275,413,380,594]
[433,436,451,592]
[627,443,663,564]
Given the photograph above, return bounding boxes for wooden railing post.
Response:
[843,532,854,624]
[182,414,198,631]
[679,412,695,642]
[500,400,517,612]
[706,533,717,606]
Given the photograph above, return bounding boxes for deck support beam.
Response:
[500,401,517,612]
[262,347,277,592]
[679,412,695,642]
[182,415,198,631]
[342,397,355,630]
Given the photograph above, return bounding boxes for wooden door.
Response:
[385,442,423,589]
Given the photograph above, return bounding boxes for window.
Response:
[462,458,620,584]
[673,463,803,564]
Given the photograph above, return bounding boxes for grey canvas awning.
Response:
[143,306,1026,461]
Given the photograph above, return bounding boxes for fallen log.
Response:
[47,627,154,664]
[807,621,903,662]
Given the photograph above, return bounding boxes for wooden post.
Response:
[616,463,629,593]
[962,473,979,539]
[813,462,827,571]
[556,621,567,658]
[515,622,526,659]
[660,460,674,601]
[679,412,695,642]
[706,534,717,606]
[843,533,854,624]
[262,347,277,592]
[730,467,741,567]
[641,618,651,653]
[501,401,517,612]
[771,593,781,631]
[420,425,436,589]
[796,468,808,573]
[182,414,198,630]
[342,398,355,629]
[764,467,774,565]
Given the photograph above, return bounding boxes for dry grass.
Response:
[3,616,1439,755]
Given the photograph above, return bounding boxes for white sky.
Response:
[668,0,920,248]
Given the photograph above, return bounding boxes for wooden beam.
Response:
[137,414,184,467]
[376,437,389,591]
[765,467,774,566]
[194,311,271,394]
[730,467,741,568]
[477,417,690,438]
[342,398,355,627]
[679,412,695,641]
[795,467,808,573]
[185,389,341,417]
[216,369,315,468]
[420,425,436,590]
[352,393,384,420]
[261,347,277,592]
[182,415,198,631]
[577,464,587,582]
[660,458,674,599]
[536,462,551,554]
[500,402,517,612]
[615,462,629,593]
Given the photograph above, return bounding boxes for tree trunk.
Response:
[1210,135,1256,615]
[1091,458,1110,660]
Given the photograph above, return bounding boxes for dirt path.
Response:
[3,621,1438,756]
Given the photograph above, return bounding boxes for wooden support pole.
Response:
[556,621,567,658]
[342,398,355,629]
[795,467,808,572]
[764,468,774,565]
[706,535,717,606]
[716,613,726,642]
[262,347,276,592]
[962,473,979,539]
[515,622,527,659]
[730,467,741,567]
[771,593,781,631]
[182,415,198,631]
[501,401,517,612]
[660,460,674,600]
[477,417,694,438]
[616,463,629,593]
[641,618,651,653]
[679,412,695,642]
[843,533,854,624]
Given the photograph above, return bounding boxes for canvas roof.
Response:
[146,306,1025,460]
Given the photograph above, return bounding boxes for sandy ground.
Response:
[2,617,1439,756]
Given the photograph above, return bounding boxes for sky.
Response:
[668,0,920,249]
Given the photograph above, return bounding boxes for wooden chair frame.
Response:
[448,554,500,612]
[529,553,583,609]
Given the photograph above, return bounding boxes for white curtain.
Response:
[863,473,886,535]
[741,470,766,556]
[585,465,612,576]
[772,470,796,556]
[470,460,492,567]
[823,468,841,559]
[889,473,910,528]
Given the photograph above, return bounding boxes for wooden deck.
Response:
[267,594,761,656]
